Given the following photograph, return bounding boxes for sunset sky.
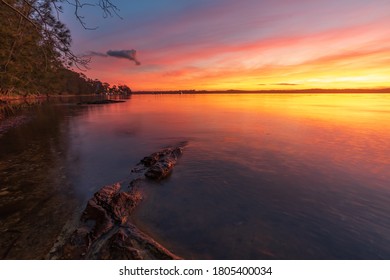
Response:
[62,0,390,91]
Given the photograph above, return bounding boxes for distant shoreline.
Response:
[2,89,390,103]
[133,89,390,94]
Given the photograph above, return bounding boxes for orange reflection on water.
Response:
[88,93,390,186]
[128,93,390,259]
[125,93,390,186]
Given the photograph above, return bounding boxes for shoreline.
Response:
[2,90,390,103]
[132,89,390,94]
[0,94,120,133]
[0,94,99,103]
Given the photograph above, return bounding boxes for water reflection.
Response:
[131,94,390,259]
[0,95,126,259]
[0,102,81,259]
[1,93,390,259]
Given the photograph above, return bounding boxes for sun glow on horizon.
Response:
[65,0,390,91]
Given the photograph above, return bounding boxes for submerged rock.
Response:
[50,143,187,260]
[142,147,183,180]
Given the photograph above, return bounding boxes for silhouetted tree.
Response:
[117,84,131,95]
[0,0,131,96]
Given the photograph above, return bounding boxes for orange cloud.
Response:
[83,14,390,91]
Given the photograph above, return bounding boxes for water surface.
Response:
[1,93,390,259]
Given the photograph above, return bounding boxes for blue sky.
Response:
[62,0,390,90]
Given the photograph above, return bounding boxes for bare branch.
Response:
[69,0,98,30]
[0,0,41,30]
[1,0,121,72]
[51,1,61,20]
[97,0,122,19]
[58,0,122,30]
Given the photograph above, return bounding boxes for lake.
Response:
[1,93,390,259]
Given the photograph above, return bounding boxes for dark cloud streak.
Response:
[257,83,300,86]
[272,83,299,86]
[87,51,108,57]
[85,49,141,65]
[107,50,141,65]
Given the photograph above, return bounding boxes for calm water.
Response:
[1,93,390,259]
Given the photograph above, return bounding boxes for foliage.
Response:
[0,0,131,96]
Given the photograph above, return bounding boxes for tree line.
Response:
[0,0,130,96]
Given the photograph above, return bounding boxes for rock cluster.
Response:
[50,143,186,259]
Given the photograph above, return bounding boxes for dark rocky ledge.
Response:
[49,142,187,260]
[77,100,125,105]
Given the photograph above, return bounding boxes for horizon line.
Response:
[133,87,390,93]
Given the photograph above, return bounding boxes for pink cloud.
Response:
[77,1,390,90]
